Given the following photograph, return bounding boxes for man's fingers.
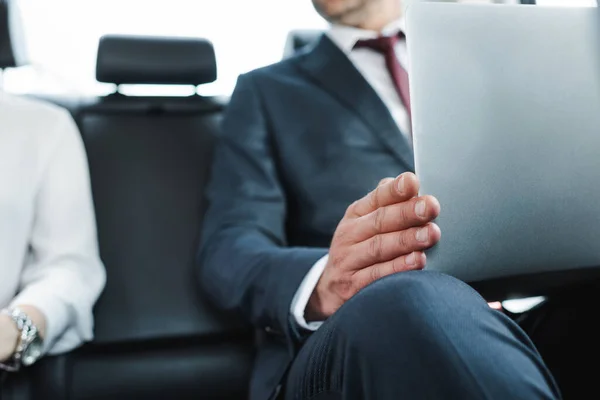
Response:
[353,251,426,289]
[351,223,441,269]
[378,177,395,187]
[347,173,420,218]
[353,195,441,241]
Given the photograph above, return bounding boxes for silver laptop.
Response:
[406,2,600,296]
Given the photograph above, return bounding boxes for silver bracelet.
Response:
[0,307,44,372]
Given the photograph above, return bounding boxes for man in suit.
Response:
[198,0,561,399]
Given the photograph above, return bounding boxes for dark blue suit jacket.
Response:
[198,35,415,400]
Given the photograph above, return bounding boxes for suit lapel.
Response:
[295,35,414,171]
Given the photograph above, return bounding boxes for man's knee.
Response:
[314,271,559,399]
[333,270,486,335]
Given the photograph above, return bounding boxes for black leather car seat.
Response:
[0,0,27,69]
[70,35,254,400]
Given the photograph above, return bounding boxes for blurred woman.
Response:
[0,92,106,373]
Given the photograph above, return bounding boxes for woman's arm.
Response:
[3,108,106,359]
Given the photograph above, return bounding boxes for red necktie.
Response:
[354,34,411,123]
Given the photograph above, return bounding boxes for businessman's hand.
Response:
[307,173,441,321]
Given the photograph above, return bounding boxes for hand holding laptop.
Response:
[306,172,441,321]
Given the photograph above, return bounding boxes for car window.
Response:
[3,0,596,97]
[3,0,327,96]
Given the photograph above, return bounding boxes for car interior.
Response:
[0,0,597,398]
[0,1,326,396]
[1,2,262,398]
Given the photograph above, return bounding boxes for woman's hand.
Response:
[0,314,19,362]
[0,305,46,363]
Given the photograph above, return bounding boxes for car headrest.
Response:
[282,30,323,59]
[0,0,28,68]
[96,35,217,85]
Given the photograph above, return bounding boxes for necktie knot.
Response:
[353,35,399,55]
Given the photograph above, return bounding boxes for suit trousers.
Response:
[284,271,561,400]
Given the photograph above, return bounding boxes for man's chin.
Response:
[315,0,367,24]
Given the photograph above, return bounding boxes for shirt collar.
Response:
[326,18,406,54]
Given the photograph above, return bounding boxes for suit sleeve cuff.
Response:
[290,254,328,331]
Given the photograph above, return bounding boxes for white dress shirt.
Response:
[290,19,411,330]
[0,92,106,354]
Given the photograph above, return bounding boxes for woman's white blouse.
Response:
[0,92,106,355]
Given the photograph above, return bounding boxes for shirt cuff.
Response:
[10,289,70,355]
[290,254,328,331]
